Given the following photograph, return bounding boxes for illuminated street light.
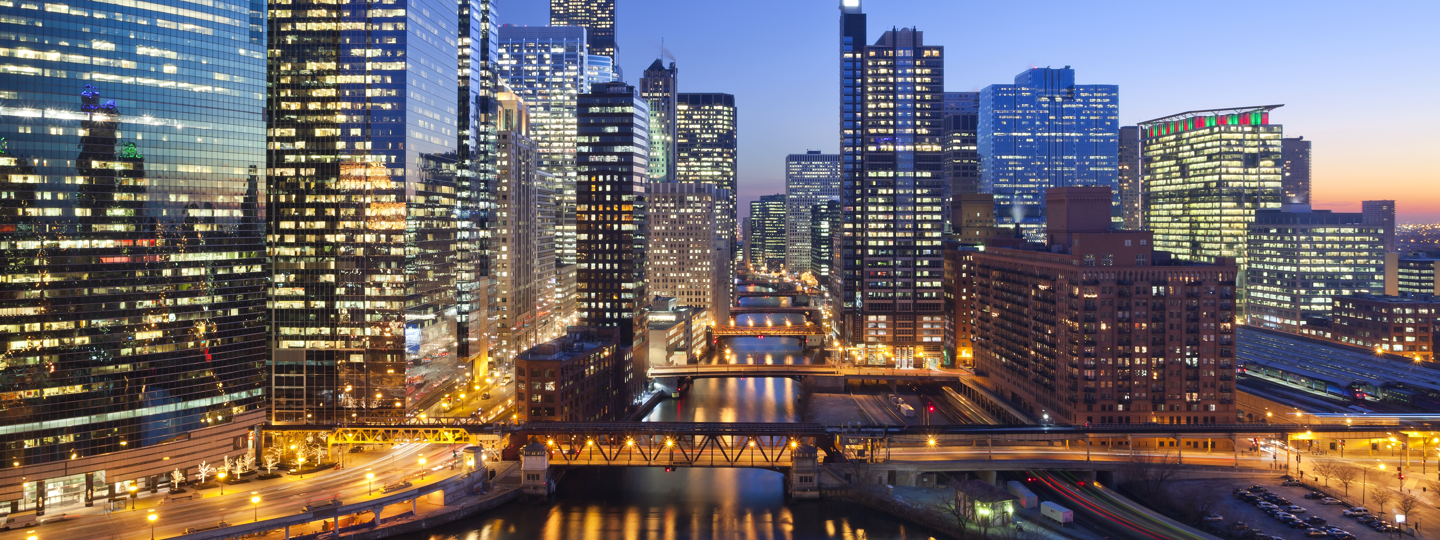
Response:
[251,493,261,522]
[147,511,158,540]
[218,470,227,494]
[366,471,375,495]
[419,457,427,480]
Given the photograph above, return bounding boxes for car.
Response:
[482,392,491,399]
[1320,497,1342,505]
[1204,514,1224,522]
[1306,517,1327,527]
[1286,520,1311,529]
[1355,515,1377,524]
[1248,485,1269,493]
[1370,521,1394,532]
[1305,529,1329,537]
[1283,479,1305,486]
[1304,491,1324,499]
[1257,501,1277,508]
[1230,521,1250,530]
[1275,512,1297,520]
[1288,505,1307,513]
[1272,498,1293,506]
[1342,507,1369,516]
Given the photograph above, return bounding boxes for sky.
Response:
[504,0,1440,223]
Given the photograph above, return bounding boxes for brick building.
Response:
[972,188,1239,426]
[1326,294,1439,362]
[515,327,625,422]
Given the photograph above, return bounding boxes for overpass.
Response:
[735,289,804,298]
[649,363,838,379]
[729,306,821,319]
[711,323,825,339]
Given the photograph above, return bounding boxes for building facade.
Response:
[1245,207,1385,334]
[972,188,1239,425]
[497,26,589,329]
[748,195,787,271]
[641,60,679,182]
[838,19,948,365]
[1388,252,1440,296]
[269,0,465,424]
[1363,200,1396,253]
[1281,136,1311,205]
[675,93,738,248]
[492,89,558,363]
[0,0,268,510]
[785,151,841,273]
[1140,106,1283,310]
[942,108,980,216]
[515,327,622,422]
[810,200,842,283]
[1118,126,1142,230]
[457,0,500,372]
[550,0,616,61]
[576,81,649,407]
[648,182,731,325]
[978,67,1119,240]
[1327,294,1439,362]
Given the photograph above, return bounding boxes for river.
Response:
[410,292,937,539]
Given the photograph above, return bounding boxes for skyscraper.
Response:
[497,26,589,328]
[748,195,787,271]
[551,0,617,62]
[978,67,1119,240]
[576,81,650,403]
[810,200,843,282]
[268,0,462,423]
[641,60,679,182]
[785,151,841,273]
[1363,200,1397,252]
[1246,207,1385,334]
[942,93,981,222]
[1141,106,1284,267]
[1281,136,1312,204]
[0,1,267,508]
[675,93,739,243]
[586,54,618,86]
[492,89,558,362]
[648,183,732,326]
[1118,126,1142,230]
[839,20,947,365]
[458,0,501,371]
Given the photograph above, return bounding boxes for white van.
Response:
[1,512,39,530]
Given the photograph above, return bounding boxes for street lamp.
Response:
[128,483,138,510]
[419,457,426,480]
[366,471,375,495]
[250,494,260,522]
[217,471,227,495]
[147,511,158,540]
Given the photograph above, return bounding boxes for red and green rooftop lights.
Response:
[1145,111,1270,137]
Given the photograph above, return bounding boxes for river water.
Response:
[411,293,937,540]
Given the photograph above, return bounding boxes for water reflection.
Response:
[414,305,936,540]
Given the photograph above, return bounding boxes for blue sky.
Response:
[504,0,1440,222]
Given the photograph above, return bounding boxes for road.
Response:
[1029,470,1214,540]
[1,443,468,540]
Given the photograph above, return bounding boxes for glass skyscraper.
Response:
[268,0,462,423]
[550,0,616,62]
[838,9,947,365]
[784,151,840,273]
[675,92,738,299]
[458,0,500,371]
[748,194,787,271]
[1247,208,1384,334]
[0,0,267,510]
[978,67,1119,240]
[942,91,979,232]
[641,60,678,183]
[1117,125,1142,230]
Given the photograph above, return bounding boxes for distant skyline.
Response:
[506,0,1440,222]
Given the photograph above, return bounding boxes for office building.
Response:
[748,195,787,271]
[1281,136,1311,204]
[972,188,1239,425]
[576,81,650,405]
[942,92,981,235]
[1388,252,1440,296]
[647,297,709,367]
[586,54,618,86]
[942,241,979,369]
[0,5,267,510]
[676,93,739,243]
[550,0,616,62]
[978,67,1120,240]
[497,26,589,327]
[1140,106,1283,306]
[516,327,624,422]
[838,19,948,365]
[1363,200,1397,252]
[1118,126,1142,230]
[492,89,559,363]
[648,182,731,325]
[269,0,464,424]
[1245,207,1385,334]
[1327,294,1439,362]
[458,0,501,373]
[810,200,842,282]
[952,193,1010,243]
[641,60,679,182]
[785,152,841,273]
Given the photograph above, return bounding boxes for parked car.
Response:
[1286,519,1310,529]
[1355,515,1377,524]
[1283,479,1305,486]
[1320,497,1342,505]
[1248,485,1269,493]
[1305,516,1327,527]
[1204,514,1224,522]
[1305,529,1329,537]
[1272,498,1293,506]
[1342,507,1369,516]
[1288,505,1307,513]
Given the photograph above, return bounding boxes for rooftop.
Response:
[517,327,615,363]
[1336,293,1440,305]
[1238,327,1440,394]
[1140,104,1284,125]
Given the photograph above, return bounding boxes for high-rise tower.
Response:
[458,0,500,369]
[785,152,841,273]
[641,61,679,182]
[1363,200,1397,252]
[551,0,617,63]
[1281,136,1312,205]
[1117,126,1142,230]
[978,67,1119,240]
[269,0,462,423]
[675,92,739,301]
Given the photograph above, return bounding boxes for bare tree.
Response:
[1397,492,1422,519]
[1369,488,1395,516]
[1121,451,1182,499]
[1333,466,1360,496]
[1311,460,1338,487]
[1424,479,1440,503]
[933,481,976,539]
[1172,488,1221,525]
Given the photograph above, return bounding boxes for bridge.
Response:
[735,289,804,298]
[647,364,977,384]
[729,305,821,321]
[711,323,825,338]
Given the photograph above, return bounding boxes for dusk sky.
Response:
[506,0,1440,222]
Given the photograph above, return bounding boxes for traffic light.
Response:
[928,404,936,413]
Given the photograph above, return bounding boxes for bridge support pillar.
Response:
[1233,435,1240,469]
[520,443,552,497]
[654,377,681,398]
[1085,435,1090,462]
[978,470,997,486]
[1175,433,1182,465]
[788,445,820,500]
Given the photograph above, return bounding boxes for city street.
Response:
[0,442,469,540]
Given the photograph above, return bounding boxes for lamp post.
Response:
[128,484,138,510]
[250,494,260,522]
[217,471,226,495]
[147,511,158,540]
[366,471,375,495]
[418,457,426,480]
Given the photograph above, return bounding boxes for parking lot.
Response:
[1172,477,1405,540]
